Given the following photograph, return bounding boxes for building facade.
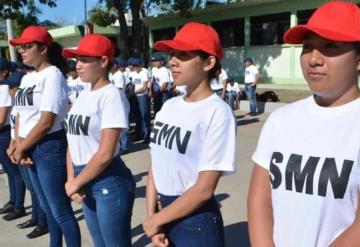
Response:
[146,0,360,84]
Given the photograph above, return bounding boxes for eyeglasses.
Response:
[17,43,35,52]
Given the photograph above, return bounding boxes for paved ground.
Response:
[0,110,269,247]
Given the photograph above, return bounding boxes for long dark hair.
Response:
[47,42,67,74]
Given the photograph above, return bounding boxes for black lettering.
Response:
[318,158,353,199]
[158,124,175,148]
[75,115,90,136]
[168,127,191,154]
[285,154,319,194]
[15,86,35,106]
[150,121,163,143]
[269,152,283,189]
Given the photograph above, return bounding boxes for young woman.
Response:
[6,67,48,238]
[143,22,237,247]
[62,34,135,247]
[248,2,360,247]
[0,58,26,220]
[10,25,80,247]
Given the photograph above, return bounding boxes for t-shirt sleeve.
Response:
[140,70,150,83]
[252,112,278,170]
[0,86,12,107]
[100,91,128,130]
[198,106,236,174]
[158,69,170,85]
[39,70,68,114]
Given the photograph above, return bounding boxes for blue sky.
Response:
[35,0,98,24]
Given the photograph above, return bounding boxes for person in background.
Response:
[62,34,135,247]
[243,56,260,116]
[0,58,26,221]
[210,66,228,99]
[10,25,80,247]
[144,22,236,247]
[150,54,172,114]
[128,58,151,143]
[66,59,89,105]
[248,2,360,247]
[225,77,241,110]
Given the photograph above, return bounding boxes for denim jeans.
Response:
[160,195,225,247]
[153,91,170,114]
[119,130,128,151]
[74,156,135,247]
[0,129,25,208]
[226,92,239,110]
[27,130,80,247]
[18,166,47,226]
[131,94,151,141]
[245,84,257,113]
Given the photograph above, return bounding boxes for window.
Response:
[152,28,176,43]
[250,12,290,45]
[297,9,316,25]
[212,18,244,48]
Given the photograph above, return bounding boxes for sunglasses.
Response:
[17,43,36,52]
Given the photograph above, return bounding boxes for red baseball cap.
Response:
[155,22,223,60]
[62,34,115,58]
[284,1,360,44]
[10,26,53,46]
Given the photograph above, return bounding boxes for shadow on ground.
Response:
[225,221,250,247]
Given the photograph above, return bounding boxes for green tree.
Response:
[0,0,57,19]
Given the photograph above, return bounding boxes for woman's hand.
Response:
[143,214,162,238]
[13,146,25,164]
[151,233,169,247]
[70,192,85,204]
[19,157,33,166]
[65,180,81,197]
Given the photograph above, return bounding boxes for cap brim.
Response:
[284,25,360,44]
[62,48,103,59]
[154,40,200,52]
[10,38,35,46]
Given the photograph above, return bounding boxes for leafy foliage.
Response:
[0,0,56,19]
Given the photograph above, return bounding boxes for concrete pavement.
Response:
[0,110,269,247]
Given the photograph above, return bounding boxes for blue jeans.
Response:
[226,92,239,110]
[160,195,225,247]
[245,84,257,113]
[0,129,25,208]
[153,91,170,114]
[120,130,128,151]
[74,156,135,247]
[27,130,80,247]
[19,166,47,226]
[131,94,151,141]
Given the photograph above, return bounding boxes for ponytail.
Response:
[47,42,66,74]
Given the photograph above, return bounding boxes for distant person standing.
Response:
[150,54,172,114]
[66,59,89,104]
[210,66,228,99]
[244,57,259,116]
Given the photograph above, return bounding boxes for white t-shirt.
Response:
[15,66,69,138]
[128,68,150,96]
[210,68,228,91]
[65,84,129,165]
[226,82,241,93]
[252,96,360,247]
[150,94,236,195]
[151,66,171,92]
[0,84,12,126]
[244,65,259,84]
[109,70,126,90]
[67,76,90,103]
[175,85,187,95]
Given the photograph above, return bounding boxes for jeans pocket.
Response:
[177,213,204,231]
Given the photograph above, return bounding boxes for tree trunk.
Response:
[112,0,130,60]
